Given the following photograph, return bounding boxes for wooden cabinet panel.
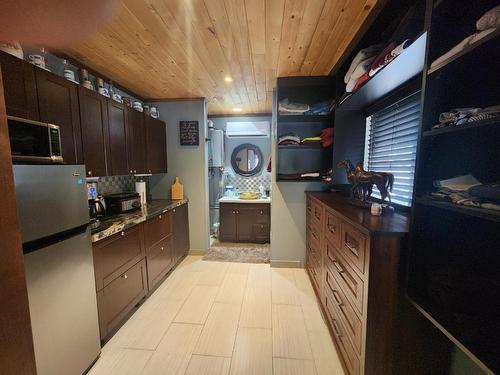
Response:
[311,198,324,229]
[341,223,368,275]
[145,116,167,174]
[173,203,190,262]
[146,236,173,289]
[106,100,129,175]
[144,212,172,249]
[96,259,148,339]
[126,108,147,174]
[235,207,254,242]
[79,87,109,177]
[93,225,145,292]
[220,206,237,242]
[0,51,39,120]
[35,69,82,164]
[324,210,341,249]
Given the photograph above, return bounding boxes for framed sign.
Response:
[179,121,200,146]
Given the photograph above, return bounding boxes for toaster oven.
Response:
[104,192,141,215]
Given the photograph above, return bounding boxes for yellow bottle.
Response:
[171,176,184,200]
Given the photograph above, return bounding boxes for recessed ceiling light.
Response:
[233,107,242,112]
[225,76,233,82]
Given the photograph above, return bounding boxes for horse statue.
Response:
[338,160,394,204]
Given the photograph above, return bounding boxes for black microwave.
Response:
[7,116,63,163]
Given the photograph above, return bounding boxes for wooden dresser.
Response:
[306,192,409,375]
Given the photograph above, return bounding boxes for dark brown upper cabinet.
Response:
[145,116,167,174]
[106,100,129,176]
[78,87,109,177]
[35,69,83,164]
[126,108,147,174]
[0,51,39,120]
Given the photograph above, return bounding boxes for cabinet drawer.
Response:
[325,243,365,315]
[93,225,145,291]
[147,236,173,290]
[324,293,361,375]
[341,223,368,275]
[324,210,341,249]
[311,199,324,229]
[307,253,321,291]
[307,224,322,248]
[252,223,270,242]
[96,259,148,339]
[144,212,172,249]
[325,268,363,354]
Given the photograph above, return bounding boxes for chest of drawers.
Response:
[306,192,409,375]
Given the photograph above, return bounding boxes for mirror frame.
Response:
[231,143,264,177]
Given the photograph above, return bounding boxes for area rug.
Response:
[203,241,270,264]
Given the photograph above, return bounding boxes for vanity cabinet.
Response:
[306,192,409,375]
[0,51,39,120]
[36,69,83,164]
[219,203,270,243]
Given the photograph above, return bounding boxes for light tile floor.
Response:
[88,256,345,375]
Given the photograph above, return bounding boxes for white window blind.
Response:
[364,91,421,207]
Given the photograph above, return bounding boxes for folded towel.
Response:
[350,56,376,82]
[476,4,500,31]
[279,98,309,113]
[344,44,384,84]
[369,40,412,77]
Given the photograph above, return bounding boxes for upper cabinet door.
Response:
[35,69,82,164]
[0,52,39,120]
[145,116,167,174]
[79,87,109,177]
[106,100,129,176]
[126,108,147,174]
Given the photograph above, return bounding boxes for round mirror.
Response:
[231,143,263,177]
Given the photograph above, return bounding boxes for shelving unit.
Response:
[422,117,499,137]
[416,196,500,223]
[276,76,335,182]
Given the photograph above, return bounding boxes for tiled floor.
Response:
[88,256,345,375]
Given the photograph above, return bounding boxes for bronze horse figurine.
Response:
[338,160,394,203]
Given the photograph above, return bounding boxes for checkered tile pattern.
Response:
[224,172,271,192]
[95,175,150,195]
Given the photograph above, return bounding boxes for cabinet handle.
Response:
[159,215,162,219]
[327,223,336,234]
[333,290,343,306]
[148,169,151,173]
[333,260,343,273]
[315,209,321,220]
[87,170,92,176]
[134,170,137,173]
[260,210,263,214]
[160,246,164,251]
[121,273,128,279]
[331,319,342,338]
[130,170,133,173]
[260,224,264,229]
[173,209,176,213]
[345,240,359,256]
[121,231,125,236]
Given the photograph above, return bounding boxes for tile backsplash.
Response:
[93,175,151,196]
[224,172,271,193]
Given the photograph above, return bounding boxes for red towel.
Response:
[320,128,334,147]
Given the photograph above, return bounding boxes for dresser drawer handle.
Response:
[333,260,343,273]
[345,240,359,256]
[311,231,319,241]
[332,319,342,338]
[121,273,128,279]
[327,223,336,234]
[315,210,321,220]
[333,290,343,306]
[160,246,164,251]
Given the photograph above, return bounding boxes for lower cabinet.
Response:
[96,259,148,339]
[219,203,270,243]
[172,203,190,262]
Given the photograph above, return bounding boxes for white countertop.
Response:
[219,196,271,204]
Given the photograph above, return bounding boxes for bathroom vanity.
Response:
[219,197,270,243]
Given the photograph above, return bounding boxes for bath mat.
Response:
[203,242,270,264]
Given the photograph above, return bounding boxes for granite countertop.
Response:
[219,196,271,204]
[91,199,188,243]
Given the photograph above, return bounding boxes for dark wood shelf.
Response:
[423,117,500,137]
[416,196,500,222]
[427,30,500,76]
[277,176,324,182]
[278,114,333,123]
[277,144,323,149]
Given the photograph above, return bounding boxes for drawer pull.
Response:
[121,231,125,237]
[160,246,164,251]
[327,223,336,234]
[315,210,321,220]
[333,290,343,306]
[345,240,359,256]
[332,319,342,338]
[333,260,343,273]
[260,210,263,214]
[159,215,162,219]
[173,209,176,213]
[311,231,319,241]
[121,273,128,279]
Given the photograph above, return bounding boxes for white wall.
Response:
[149,100,210,253]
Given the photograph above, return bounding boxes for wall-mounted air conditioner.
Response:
[226,121,270,137]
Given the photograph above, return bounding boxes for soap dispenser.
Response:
[259,184,265,198]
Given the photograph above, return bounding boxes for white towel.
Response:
[344,44,384,84]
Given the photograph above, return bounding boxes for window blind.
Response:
[364,91,421,207]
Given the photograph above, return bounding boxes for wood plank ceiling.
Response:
[62,0,380,115]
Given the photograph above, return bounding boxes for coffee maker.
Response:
[87,181,106,229]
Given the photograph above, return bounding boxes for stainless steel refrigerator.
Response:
[13,164,101,375]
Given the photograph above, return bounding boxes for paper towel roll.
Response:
[135,181,147,206]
